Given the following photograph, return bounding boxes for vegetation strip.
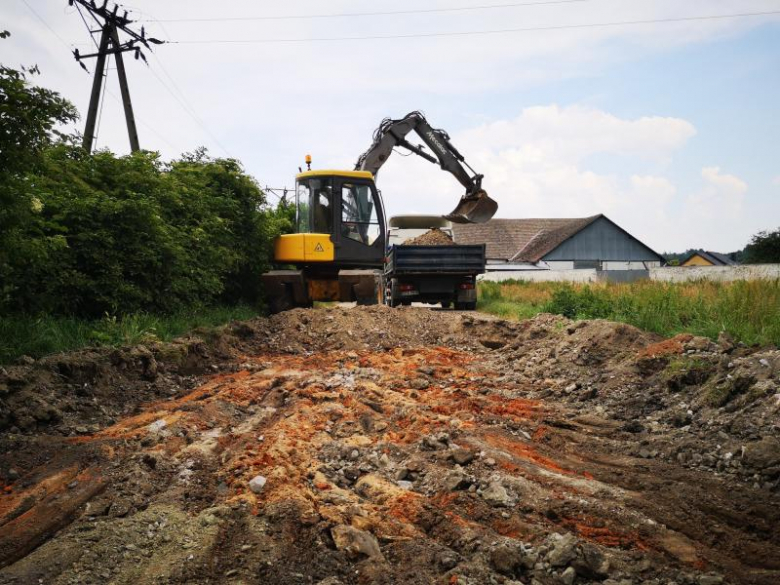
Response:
[478,279,780,347]
[0,305,259,364]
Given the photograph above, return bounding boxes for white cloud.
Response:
[378,105,694,249]
[688,166,748,214]
[4,0,777,167]
[458,106,696,164]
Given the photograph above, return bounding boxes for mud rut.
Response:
[0,307,778,585]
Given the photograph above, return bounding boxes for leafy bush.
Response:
[1,47,78,303]
[2,145,292,317]
[0,48,293,319]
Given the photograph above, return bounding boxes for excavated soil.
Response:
[402,229,454,246]
[1,306,779,585]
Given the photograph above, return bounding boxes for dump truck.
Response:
[385,215,485,309]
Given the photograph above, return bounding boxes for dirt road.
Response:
[1,307,779,584]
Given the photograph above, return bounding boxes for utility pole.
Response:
[69,0,163,153]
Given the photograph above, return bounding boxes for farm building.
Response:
[452,214,664,272]
[680,251,738,267]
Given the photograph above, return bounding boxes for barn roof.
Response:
[452,215,602,262]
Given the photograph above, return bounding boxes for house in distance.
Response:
[680,251,738,267]
[452,214,664,273]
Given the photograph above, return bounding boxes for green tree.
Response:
[742,228,780,264]
[1,34,78,305]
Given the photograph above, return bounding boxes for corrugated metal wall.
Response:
[543,217,661,262]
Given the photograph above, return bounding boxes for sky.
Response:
[3,0,780,253]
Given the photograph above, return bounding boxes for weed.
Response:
[0,305,259,364]
[478,279,780,347]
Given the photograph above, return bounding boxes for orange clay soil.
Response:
[1,307,779,585]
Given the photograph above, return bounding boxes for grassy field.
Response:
[478,279,780,347]
[0,305,260,364]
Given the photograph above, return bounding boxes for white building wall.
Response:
[650,264,780,282]
[602,261,661,270]
[480,264,780,284]
[480,270,598,283]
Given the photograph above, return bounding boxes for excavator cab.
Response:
[264,170,387,312]
[275,170,386,267]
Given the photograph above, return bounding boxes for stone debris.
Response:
[248,475,267,494]
[0,307,778,584]
[330,525,382,559]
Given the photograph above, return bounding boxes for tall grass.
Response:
[0,305,260,364]
[478,279,780,347]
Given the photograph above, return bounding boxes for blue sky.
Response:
[4,0,780,252]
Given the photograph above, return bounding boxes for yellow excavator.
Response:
[261,111,498,312]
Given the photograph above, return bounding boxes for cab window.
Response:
[341,183,379,244]
[296,177,333,233]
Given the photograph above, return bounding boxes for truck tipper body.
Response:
[384,215,486,309]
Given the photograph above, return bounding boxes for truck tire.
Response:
[454,301,477,311]
[441,301,452,309]
[386,278,400,307]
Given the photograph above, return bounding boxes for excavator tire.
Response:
[262,270,310,314]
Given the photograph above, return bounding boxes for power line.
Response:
[168,10,780,44]
[142,0,590,23]
[19,0,179,155]
[18,0,74,50]
[93,65,109,148]
[74,2,100,49]
[103,87,181,152]
[144,64,232,158]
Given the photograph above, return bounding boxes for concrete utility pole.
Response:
[69,0,164,153]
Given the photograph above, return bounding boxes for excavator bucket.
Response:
[444,190,498,224]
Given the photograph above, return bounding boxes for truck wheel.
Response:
[454,301,476,311]
[387,279,403,308]
[441,301,451,309]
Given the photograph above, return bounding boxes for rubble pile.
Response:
[0,308,778,584]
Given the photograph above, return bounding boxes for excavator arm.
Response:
[354,111,498,224]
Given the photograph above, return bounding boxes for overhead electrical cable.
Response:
[144,64,233,158]
[168,10,780,44]
[18,0,75,50]
[142,0,591,23]
[105,87,182,151]
[74,2,100,48]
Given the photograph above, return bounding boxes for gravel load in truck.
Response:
[401,228,455,246]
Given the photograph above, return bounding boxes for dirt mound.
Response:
[402,228,454,246]
[1,307,779,585]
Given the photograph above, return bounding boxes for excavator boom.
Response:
[355,111,498,224]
